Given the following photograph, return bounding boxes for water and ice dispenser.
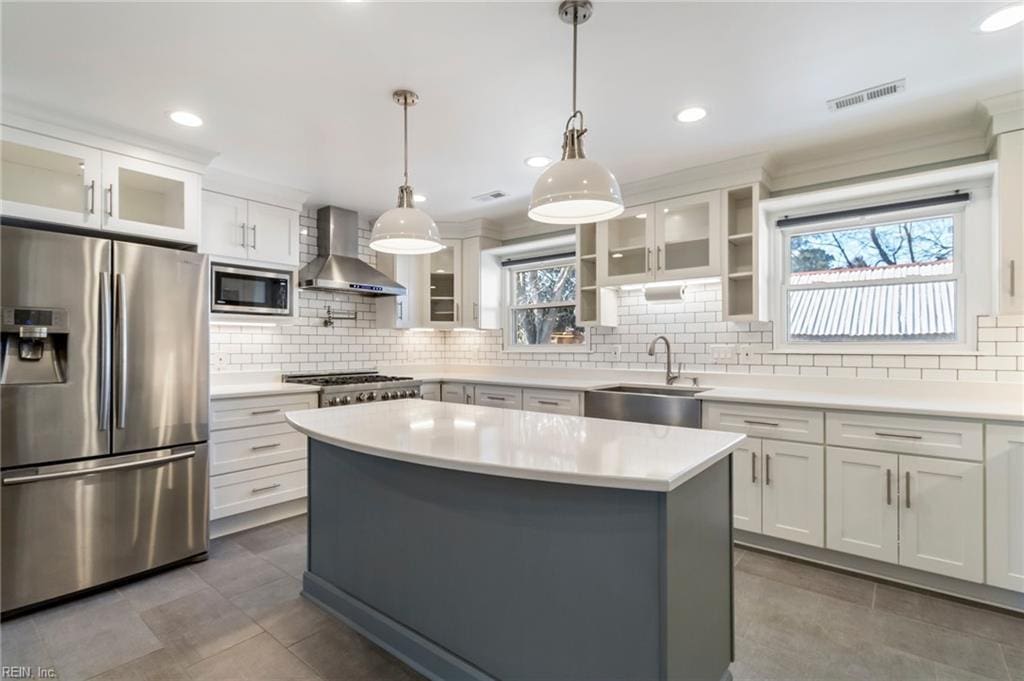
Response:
[0,307,69,385]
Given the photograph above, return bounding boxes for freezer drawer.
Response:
[1,445,208,613]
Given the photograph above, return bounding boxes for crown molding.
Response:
[204,168,309,212]
[981,90,1024,140]
[2,97,219,171]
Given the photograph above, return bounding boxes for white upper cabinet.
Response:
[826,446,899,564]
[460,236,500,329]
[597,191,722,287]
[985,424,1024,592]
[426,239,462,328]
[375,252,427,330]
[655,190,721,280]
[202,192,248,259]
[1,128,103,230]
[247,201,298,266]
[598,205,655,286]
[1,127,201,245]
[898,454,984,583]
[101,152,200,244]
[200,190,300,269]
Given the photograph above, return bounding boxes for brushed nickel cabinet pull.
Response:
[744,419,779,428]
[875,432,922,440]
[646,248,651,272]
[398,301,404,320]
[473,302,478,321]
[905,472,911,509]
[886,468,892,506]
[250,408,281,415]
[537,400,560,406]
[88,180,96,214]
[251,482,281,494]
[251,224,257,250]
[240,222,247,248]
[485,395,504,401]
[657,245,663,270]
[751,452,757,483]
[765,454,771,486]
[1011,259,1017,297]
[465,394,472,404]
[106,184,114,217]
[250,442,281,451]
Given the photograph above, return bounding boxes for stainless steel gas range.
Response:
[282,371,423,408]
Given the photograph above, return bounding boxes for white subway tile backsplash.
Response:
[213,220,1024,384]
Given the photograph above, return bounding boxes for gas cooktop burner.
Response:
[283,372,413,387]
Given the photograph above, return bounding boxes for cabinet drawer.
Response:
[211,393,317,431]
[703,402,824,443]
[522,388,581,416]
[210,422,306,476]
[826,411,982,461]
[473,385,523,410]
[210,459,307,520]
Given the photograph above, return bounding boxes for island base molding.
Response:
[735,531,1024,614]
[304,440,736,681]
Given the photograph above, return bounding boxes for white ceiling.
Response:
[2,2,1021,225]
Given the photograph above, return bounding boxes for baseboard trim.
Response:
[209,498,307,538]
[734,531,1024,614]
[301,572,494,681]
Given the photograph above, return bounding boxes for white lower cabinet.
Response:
[209,391,317,521]
[986,424,1024,592]
[441,383,472,404]
[761,440,825,547]
[826,447,899,563]
[731,438,763,533]
[522,388,582,416]
[420,382,441,401]
[898,454,984,583]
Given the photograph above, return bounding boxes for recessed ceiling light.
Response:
[169,110,203,127]
[980,4,1024,32]
[414,194,426,203]
[524,155,553,168]
[675,107,707,123]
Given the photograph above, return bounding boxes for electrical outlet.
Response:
[612,344,622,361]
[710,344,735,362]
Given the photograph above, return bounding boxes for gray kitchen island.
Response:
[286,401,744,681]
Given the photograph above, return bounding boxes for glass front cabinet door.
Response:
[426,239,462,327]
[598,205,655,286]
[654,190,721,280]
[1,127,103,229]
[101,152,200,245]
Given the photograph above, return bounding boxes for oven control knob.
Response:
[327,397,338,407]
[381,392,390,401]
[411,389,420,398]
[366,392,376,401]
[390,391,400,399]
[398,390,408,398]
[355,392,366,403]
[340,395,351,405]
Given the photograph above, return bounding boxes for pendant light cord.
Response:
[403,96,409,187]
[571,6,577,115]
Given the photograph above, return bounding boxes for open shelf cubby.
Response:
[724,185,758,319]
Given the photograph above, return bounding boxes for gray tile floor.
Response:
[2,515,1021,681]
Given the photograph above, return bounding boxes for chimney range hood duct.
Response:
[297,206,406,296]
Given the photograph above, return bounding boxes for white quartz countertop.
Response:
[389,367,1023,422]
[210,382,321,399]
[286,401,744,492]
[696,387,1024,422]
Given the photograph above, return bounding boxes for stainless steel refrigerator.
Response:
[1,225,209,614]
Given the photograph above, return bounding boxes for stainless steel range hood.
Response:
[297,206,406,296]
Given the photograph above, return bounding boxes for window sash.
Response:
[779,209,966,346]
[505,257,586,350]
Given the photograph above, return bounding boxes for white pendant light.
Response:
[370,90,444,255]
[529,0,623,225]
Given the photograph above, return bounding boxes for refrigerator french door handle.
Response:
[99,272,112,430]
[2,449,196,485]
[115,272,128,429]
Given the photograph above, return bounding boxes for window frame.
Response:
[503,257,591,353]
[766,189,992,355]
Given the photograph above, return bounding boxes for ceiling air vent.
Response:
[472,190,509,202]
[827,79,906,112]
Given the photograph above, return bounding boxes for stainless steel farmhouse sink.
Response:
[584,384,706,428]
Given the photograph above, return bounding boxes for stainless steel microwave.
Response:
[211,264,291,316]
